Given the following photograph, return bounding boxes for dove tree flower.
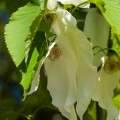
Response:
[45,36,78,120]
[44,9,97,120]
[92,55,120,120]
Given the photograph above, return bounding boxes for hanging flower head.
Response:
[92,53,120,120]
[45,36,78,120]
[44,8,97,120]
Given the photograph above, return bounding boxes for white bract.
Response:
[47,0,57,10]
[84,8,110,67]
[92,57,120,120]
[45,36,78,120]
[47,0,89,10]
[44,9,97,120]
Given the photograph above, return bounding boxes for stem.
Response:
[93,46,111,55]
[71,1,89,14]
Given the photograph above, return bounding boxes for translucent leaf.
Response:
[5,3,41,66]
[21,48,39,95]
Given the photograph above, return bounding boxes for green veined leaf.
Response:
[5,3,41,66]
[21,47,39,96]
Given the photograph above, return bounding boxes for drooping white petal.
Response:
[92,57,120,120]
[47,0,57,10]
[44,36,78,120]
[65,23,97,120]
[50,9,77,36]
[84,8,110,67]
[50,9,97,119]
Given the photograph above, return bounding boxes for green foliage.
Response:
[24,31,48,94]
[21,48,39,95]
[33,31,48,60]
[5,3,41,66]
[21,31,48,95]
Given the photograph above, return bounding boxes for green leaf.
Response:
[113,95,120,109]
[39,19,52,32]
[90,0,120,39]
[27,31,48,95]
[5,3,41,66]
[25,14,43,63]
[21,48,39,95]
